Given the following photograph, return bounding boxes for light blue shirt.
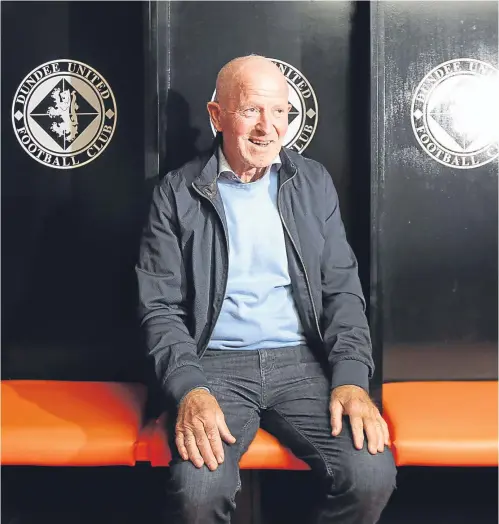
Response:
[208,149,306,350]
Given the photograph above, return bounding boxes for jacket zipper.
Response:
[192,183,229,357]
[278,173,324,343]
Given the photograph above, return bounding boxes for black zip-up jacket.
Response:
[136,142,374,407]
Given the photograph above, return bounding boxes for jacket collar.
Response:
[278,147,298,183]
[218,147,281,181]
[194,134,297,195]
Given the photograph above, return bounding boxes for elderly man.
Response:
[136,55,396,523]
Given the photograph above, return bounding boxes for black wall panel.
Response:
[372,1,498,381]
[2,2,147,381]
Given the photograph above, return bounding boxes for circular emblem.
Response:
[12,60,117,169]
[210,58,318,154]
[411,58,498,169]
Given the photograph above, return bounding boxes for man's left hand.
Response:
[330,385,390,455]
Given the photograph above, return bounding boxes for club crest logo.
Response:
[12,60,117,169]
[210,58,318,154]
[411,58,498,169]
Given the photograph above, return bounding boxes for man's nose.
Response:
[256,112,273,134]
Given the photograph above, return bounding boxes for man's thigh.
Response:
[261,346,396,485]
[167,350,262,500]
[200,349,262,453]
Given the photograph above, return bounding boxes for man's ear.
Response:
[207,101,223,132]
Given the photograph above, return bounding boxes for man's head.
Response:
[207,55,290,176]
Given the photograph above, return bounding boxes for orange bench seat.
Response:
[4,379,497,469]
[1,380,147,466]
[382,381,498,467]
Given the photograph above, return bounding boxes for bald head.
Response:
[207,55,290,181]
[215,55,288,108]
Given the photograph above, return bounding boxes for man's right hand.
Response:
[175,388,236,471]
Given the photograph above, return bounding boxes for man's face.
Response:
[209,69,290,171]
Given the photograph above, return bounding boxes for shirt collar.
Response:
[218,147,281,183]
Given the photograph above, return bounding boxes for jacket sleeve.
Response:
[320,166,374,392]
[136,180,209,406]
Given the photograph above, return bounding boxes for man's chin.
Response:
[245,145,281,167]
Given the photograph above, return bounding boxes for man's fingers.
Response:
[175,431,188,461]
[205,423,225,465]
[330,400,343,436]
[380,417,391,446]
[217,413,236,446]
[349,415,365,450]
[363,417,378,454]
[217,414,236,448]
[176,391,231,470]
[376,421,385,453]
[184,431,204,468]
[193,425,219,471]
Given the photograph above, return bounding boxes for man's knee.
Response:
[338,447,397,504]
[168,459,239,522]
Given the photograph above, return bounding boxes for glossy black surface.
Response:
[1,2,147,382]
[372,1,498,381]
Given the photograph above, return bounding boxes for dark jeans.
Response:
[166,345,397,523]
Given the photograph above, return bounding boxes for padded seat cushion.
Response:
[138,413,309,470]
[1,380,147,466]
[382,381,498,467]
